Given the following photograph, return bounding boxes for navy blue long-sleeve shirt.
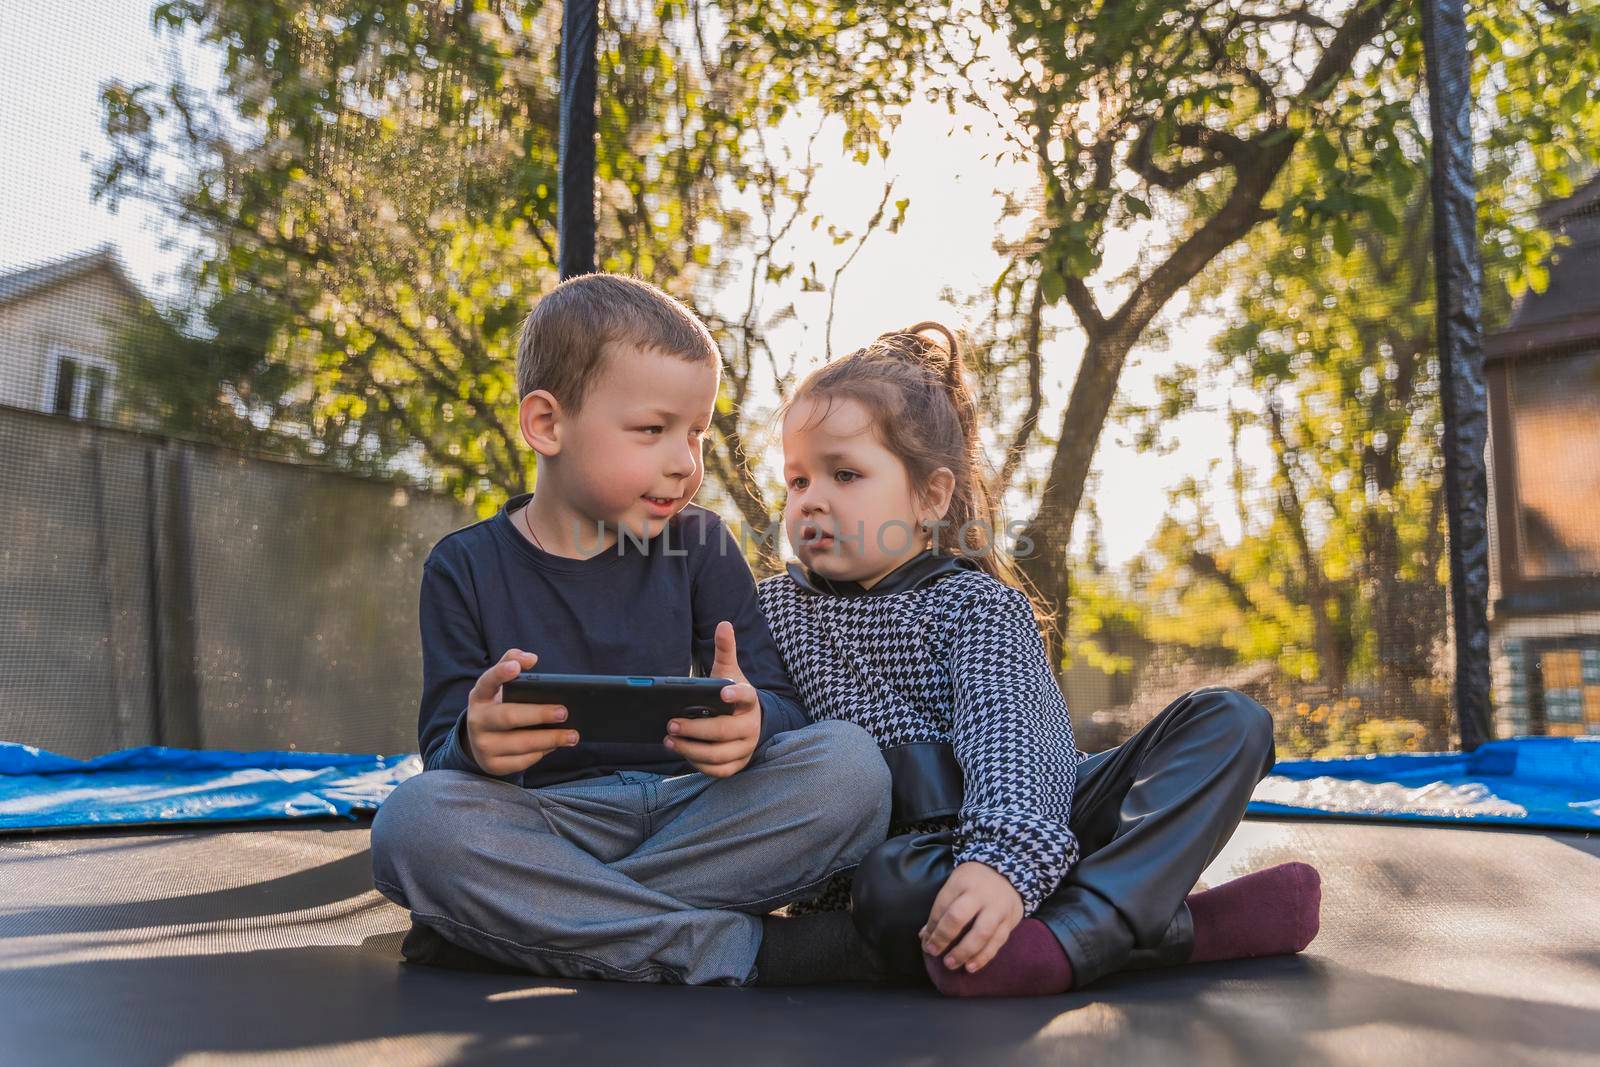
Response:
[417,494,808,788]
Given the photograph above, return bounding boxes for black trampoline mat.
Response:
[2,817,1597,1066]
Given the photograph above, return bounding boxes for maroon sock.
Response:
[1188,861,1322,963]
[923,918,1074,998]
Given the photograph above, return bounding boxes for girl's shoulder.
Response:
[755,562,1014,605]
[756,570,794,600]
[755,570,802,620]
[918,567,1025,615]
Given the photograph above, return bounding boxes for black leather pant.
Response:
[850,687,1277,986]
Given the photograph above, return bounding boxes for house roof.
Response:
[1488,174,1600,360]
[0,246,148,310]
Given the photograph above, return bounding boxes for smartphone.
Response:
[501,672,738,746]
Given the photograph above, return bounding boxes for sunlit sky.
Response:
[1,3,1260,566]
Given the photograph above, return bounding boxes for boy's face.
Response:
[782,394,943,589]
[537,342,718,541]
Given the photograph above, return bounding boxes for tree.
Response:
[1126,0,1600,733]
[95,0,921,560]
[761,0,1599,658]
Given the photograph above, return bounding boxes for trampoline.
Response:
[5,0,1600,1063]
[4,814,1597,1066]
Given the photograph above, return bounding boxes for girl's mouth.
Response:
[800,527,835,549]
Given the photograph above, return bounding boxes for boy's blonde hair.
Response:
[515,274,719,410]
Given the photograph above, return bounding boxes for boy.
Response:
[371,274,892,986]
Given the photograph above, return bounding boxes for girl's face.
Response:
[781,394,954,589]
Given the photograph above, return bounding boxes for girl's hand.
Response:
[919,861,1025,974]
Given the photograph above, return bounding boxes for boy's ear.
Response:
[519,390,563,457]
[921,467,957,524]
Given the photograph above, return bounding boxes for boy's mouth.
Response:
[642,493,680,515]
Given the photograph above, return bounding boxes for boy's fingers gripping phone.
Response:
[466,650,579,774]
[471,649,538,704]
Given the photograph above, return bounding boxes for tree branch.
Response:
[996,273,1045,493]
[827,181,895,358]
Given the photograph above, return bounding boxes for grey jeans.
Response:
[371,719,891,986]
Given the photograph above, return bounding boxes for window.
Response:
[52,357,79,416]
[1528,642,1600,737]
[44,345,114,422]
[1505,349,1600,579]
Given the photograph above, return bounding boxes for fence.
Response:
[0,404,471,758]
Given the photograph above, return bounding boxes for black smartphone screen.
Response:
[500,673,737,746]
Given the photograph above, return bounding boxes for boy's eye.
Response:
[835,470,859,483]
[639,426,665,435]
[788,477,808,490]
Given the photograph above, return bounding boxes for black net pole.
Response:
[558,0,598,279]
[1420,0,1493,750]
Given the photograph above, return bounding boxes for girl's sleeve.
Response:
[948,581,1081,914]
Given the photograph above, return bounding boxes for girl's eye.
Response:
[788,477,808,490]
[639,426,665,435]
[835,470,859,483]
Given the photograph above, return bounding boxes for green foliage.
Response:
[1064,568,1147,676]
[1274,695,1434,758]
[93,1,1600,748]
[97,0,939,513]
[1128,0,1600,724]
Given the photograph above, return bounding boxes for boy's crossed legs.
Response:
[371,719,891,986]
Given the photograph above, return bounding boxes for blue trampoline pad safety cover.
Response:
[0,744,420,832]
[1252,736,1600,831]
[0,736,1595,834]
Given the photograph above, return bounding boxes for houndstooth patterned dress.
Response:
[757,559,1083,915]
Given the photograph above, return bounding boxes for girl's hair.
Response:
[781,321,1055,642]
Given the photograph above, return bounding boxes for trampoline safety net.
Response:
[1,0,1598,766]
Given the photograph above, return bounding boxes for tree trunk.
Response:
[1269,402,1348,692]
[1015,331,1137,660]
[1009,0,1397,667]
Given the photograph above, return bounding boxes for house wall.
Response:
[0,269,135,420]
[1478,355,1593,739]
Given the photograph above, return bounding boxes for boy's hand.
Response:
[666,620,761,779]
[919,861,1025,974]
[465,649,578,776]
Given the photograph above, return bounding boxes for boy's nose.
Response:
[666,440,699,479]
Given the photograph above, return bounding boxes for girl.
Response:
[753,322,1321,996]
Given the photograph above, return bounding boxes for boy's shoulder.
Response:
[423,507,501,572]
[422,498,738,571]
[666,501,729,548]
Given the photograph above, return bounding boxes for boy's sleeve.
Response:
[690,517,809,747]
[948,581,1081,915]
[416,554,512,780]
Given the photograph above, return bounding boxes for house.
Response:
[1485,177,1600,737]
[0,246,148,426]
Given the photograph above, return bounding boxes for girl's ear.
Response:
[921,466,957,524]
[519,389,563,457]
